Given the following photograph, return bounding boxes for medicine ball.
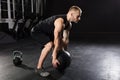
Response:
[13,50,23,66]
[56,50,71,71]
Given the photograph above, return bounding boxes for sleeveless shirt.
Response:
[33,14,70,38]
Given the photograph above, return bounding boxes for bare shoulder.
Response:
[54,18,64,24]
[54,18,64,31]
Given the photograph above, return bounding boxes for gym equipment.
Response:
[13,50,23,66]
[56,50,71,71]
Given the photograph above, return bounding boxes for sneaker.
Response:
[40,71,50,77]
[35,68,50,77]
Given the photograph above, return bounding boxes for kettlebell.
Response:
[13,50,23,66]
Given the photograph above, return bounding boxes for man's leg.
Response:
[37,41,53,69]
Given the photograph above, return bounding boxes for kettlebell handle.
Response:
[13,50,23,58]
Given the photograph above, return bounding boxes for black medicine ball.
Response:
[56,50,71,71]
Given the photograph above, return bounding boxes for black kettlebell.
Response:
[13,50,23,66]
[56,50,71,71]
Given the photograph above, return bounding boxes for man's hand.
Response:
[52,58,60,68]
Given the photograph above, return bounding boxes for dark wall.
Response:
[45,0,120,39]
[45,0,120,33]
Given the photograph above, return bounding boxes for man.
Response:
[31,5,82,76]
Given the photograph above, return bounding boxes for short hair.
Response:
[69,6,82,13]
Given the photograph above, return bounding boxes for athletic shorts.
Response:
[31,26,54,46]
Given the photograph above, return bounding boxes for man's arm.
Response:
[62,30,70,50]
[62,23,72,50]
[52,18,64,67]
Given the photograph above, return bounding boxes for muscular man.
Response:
[31,5,82,75]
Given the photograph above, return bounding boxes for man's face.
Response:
[71,11,81,23]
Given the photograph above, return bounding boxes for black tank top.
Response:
[34,14,69,36]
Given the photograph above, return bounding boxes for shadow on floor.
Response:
[16,64,64,80]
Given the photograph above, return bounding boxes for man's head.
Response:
[67,6,82,23]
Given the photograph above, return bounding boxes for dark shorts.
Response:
[31,27,54,46]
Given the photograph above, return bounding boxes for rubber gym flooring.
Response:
[0,36,120,80]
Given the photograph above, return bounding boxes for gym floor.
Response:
[0,35,120,80]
